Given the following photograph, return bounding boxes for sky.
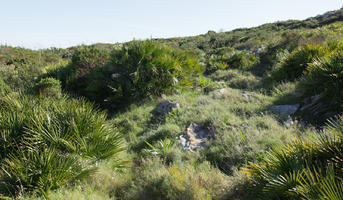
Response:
[0,0,342,49]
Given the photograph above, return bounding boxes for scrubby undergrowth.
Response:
[1,7,343,200]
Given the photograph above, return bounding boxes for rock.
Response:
[214,88,229,95]
[270,104,299,116]
[111,73,121,79]
[179,123,214,151]
[155,100,180,115]
[241,91,256,99]
[284,117,294,128]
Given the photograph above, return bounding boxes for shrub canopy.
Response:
[110,40,203,101]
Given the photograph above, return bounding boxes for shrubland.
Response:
[0,8,343,200]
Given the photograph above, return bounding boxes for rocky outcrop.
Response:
[179,123,215,151]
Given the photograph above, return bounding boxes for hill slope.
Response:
[0,8,343,200]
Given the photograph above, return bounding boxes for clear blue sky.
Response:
[0,0,342,49]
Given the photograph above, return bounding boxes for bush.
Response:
[0,63,43,92]
[71,46,110,77]
[34,77,62,98]
[0,95,124,196]
[109,40,203,101]
[45,46,112,104]
[245,116,343,199]
[271,44,329,81]
[223,51,259,70]
[304,50,343,98]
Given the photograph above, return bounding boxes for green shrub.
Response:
[271,44,329,81]
[34,77,62,98]
[0,63,43,91]
[198,76,221,93]
[45,46,112,104]
[0,95,124,196]
[245,116,343,199]
[109,40,203,101]
[223,51,259,69]
[71,46,110,77]
[304,50,343,98]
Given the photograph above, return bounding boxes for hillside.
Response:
[1,8,343,200]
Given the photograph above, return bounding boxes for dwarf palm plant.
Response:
[245,115,343,199]
[0,94,124,196]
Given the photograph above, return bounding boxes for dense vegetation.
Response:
[1,8,343,200]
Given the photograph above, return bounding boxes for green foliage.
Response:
[34,77,62,98]
[115,158,228,200]
[304,50,343,99]
[271,44,329,81]
[71,46,110,77]
[0,46,65,92]
[5,8,343,200]
[209,69,260,90]
[110,40,203,101]
[0,77,11,97]
[245,116,343,199]
[2,147,95,193]
[224,51,259,69]
[0,94,124,196]
[198,76,221,93]
[143,138,179,164]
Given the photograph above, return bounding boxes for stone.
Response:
[284,117,294,128]
[155,100,180,115]
[179,123,214,151]
[241,91,256,99]
[270,104,299,116]
[111,73,121,79]
[215,88,228,94]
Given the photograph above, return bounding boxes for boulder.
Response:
[179,123,214,151]
[155,100,180,115]
[270,104,299,116]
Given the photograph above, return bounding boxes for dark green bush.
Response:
[0,95,124,195]
[71,46,110,77]
[34,77,62,98]
[224,52,259,69]
[304,50,343,98]
[246,116,343,199]
[110,40,203,101]
[271,44,329,81]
